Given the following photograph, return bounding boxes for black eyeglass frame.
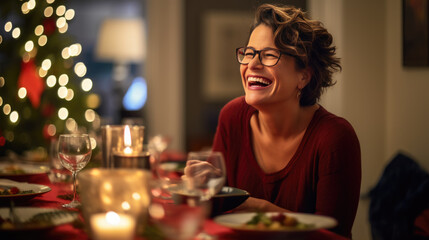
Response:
[235,47,295,67]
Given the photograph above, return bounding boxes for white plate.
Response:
[214,212,337,232]
[0,207,78,231]
[0,163,49,177]
[0,179,51,201]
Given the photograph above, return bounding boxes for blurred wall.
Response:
[183,0,306,151]
[68,0,146,125]
[146,0,185,151]
[311,0,429,239]
[146,0,306,151]
[385,0,429,172]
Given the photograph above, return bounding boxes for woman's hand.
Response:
[183,160,222,187]
[232,197,291,213]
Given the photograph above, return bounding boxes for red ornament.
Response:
[43,18,56,36]
[0,136,5,147]
[18,59,45,108]
[42,103,56,118]
[42,124,53,140]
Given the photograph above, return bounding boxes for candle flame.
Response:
[124,147,133,154]
[124,126,132,146]
[106,211,120,225]
[124,125,132,153]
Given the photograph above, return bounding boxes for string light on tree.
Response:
[0,0,101,159]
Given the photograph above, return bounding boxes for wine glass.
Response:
[149,136,186,199]
[57,134,92,208]
[181,151,226,240]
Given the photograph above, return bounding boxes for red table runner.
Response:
[2,173,349,240]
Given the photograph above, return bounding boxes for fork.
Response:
[9,200,23,227]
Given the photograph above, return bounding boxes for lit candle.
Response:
[123,125,133,155]
[113,125,150,169]
[90,211,136,240]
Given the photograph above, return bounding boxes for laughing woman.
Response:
[212,4,361,238]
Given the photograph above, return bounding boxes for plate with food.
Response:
[0,207,79,231]
[0,179,51,202]
[214,212,337,233]
[0,163,49,177]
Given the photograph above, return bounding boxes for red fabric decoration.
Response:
[18,60,44,108]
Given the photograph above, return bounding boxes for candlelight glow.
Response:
[132,192,141,200]
[149,203,165,219]
[106,211,121,225]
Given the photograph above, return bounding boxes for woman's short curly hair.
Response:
[250,4,341,106]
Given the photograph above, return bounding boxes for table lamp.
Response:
[95,18,146,123]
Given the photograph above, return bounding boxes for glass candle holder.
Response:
[90,211,136,240]
[101,125,145,168]
[113,144,151,170]
[78,168,151,237]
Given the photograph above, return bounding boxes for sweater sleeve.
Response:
[212,97,248,187]
[315,118,361,238]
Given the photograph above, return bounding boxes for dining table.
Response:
[1,170,350,240]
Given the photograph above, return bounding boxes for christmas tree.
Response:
[0,0,99,160]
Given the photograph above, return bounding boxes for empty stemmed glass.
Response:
[57,134,92,208]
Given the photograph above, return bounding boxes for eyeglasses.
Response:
[236,47,291,67]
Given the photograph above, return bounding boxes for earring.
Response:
[297,88,302,99]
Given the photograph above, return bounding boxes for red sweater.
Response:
[212,97,361,238]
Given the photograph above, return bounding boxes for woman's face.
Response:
[240,24,310,109]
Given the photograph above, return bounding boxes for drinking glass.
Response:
[180,151,226,240]
[150,151,225,240]
[181,151,226,202]
[149,199,206,240]
[58,134,92,208]
[149,135,185,199]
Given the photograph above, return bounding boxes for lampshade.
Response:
[96,18,146,63]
